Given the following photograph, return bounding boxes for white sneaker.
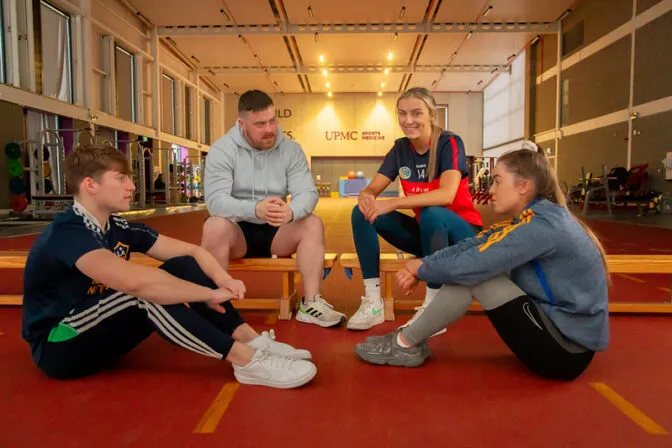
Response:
[398,304,447,338]
[247,329,312,360]
[295,295,346,328]
[347,297,385,330]
[233,350,317,389]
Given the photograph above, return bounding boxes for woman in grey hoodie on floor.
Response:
[355,145,609,380]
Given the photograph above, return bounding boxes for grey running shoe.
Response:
[355,331,431,367]
[365,332,432,358]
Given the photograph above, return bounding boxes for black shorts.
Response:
[485,296,596,381]
[239,221,279,258]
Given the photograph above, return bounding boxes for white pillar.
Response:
[553,21,563,173]
[79,0,91,108]
[626,0,637,169]
[151,26,160,136]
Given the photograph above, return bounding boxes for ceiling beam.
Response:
[158,22,557,37]
[200,64,509,75]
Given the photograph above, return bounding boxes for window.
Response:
[184,86,192,140]
[561,79,569,126]
[0,1,6,83]
[161,73,175,134]
[40,1,73,102]
[562,20,584,57]
[115,45,135,122]
[201,97,211,145]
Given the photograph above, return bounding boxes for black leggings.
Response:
[485,296,595,381]
[36,256,246,380]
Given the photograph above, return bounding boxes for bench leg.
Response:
[279,271,297,320]
[383,272,395,321]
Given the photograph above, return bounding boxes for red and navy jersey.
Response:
[22,204,159,357]
[378,131,482,227]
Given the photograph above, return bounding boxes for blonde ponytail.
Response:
[498,145,610,281]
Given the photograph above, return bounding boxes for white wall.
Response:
[222,91,484,158]
[434,92,484,156]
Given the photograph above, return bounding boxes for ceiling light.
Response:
[399,6,406,20]
[466,31,473,40]
[322,69,328,76]
[384,68,390,74]
[387,52,393,60]
[482,5,493,17]
[381,82,385,87]
[314,32,319,43]
[326,82,330,88]
[327,91,332,97]
[531,34,541,45]
[307,5,313,18]
[394,32,398,41]
[319,55,325,63]
[377,92,383,96]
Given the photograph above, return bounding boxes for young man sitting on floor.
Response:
[21,143,316,389]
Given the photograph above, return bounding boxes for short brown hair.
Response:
[238,90,274,115]
[64,144,130,194]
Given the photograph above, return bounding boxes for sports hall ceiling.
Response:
[128,0,577,95]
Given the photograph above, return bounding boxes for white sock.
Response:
[424,287,440,306]
[364,278,381,303]
[396,332,412,348]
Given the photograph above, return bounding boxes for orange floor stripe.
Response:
[193,382,240,434]
[658,287,671,293]
[590,382,668,435]
[615,274,646,284]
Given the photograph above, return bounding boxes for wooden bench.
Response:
[339,253,672,320]
[0,251,338,320]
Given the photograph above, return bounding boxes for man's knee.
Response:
[299,214,324,238]
[201,217,237,249]
[160,255,215,287]
[159,255,199,276]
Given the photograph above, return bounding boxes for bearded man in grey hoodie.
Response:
[202,90,346,328]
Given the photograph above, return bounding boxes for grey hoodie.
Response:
[204,122,318,225]
[417,199,609,351]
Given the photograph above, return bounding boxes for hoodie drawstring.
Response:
[251,150,255,201]
[265,151,269,197]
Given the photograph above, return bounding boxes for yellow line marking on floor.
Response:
[615,273,646,284]
[590,382,667,435]
[658,287,671,293]
[193,383,240,434]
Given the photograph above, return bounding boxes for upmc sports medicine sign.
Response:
[325,131,385,141]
